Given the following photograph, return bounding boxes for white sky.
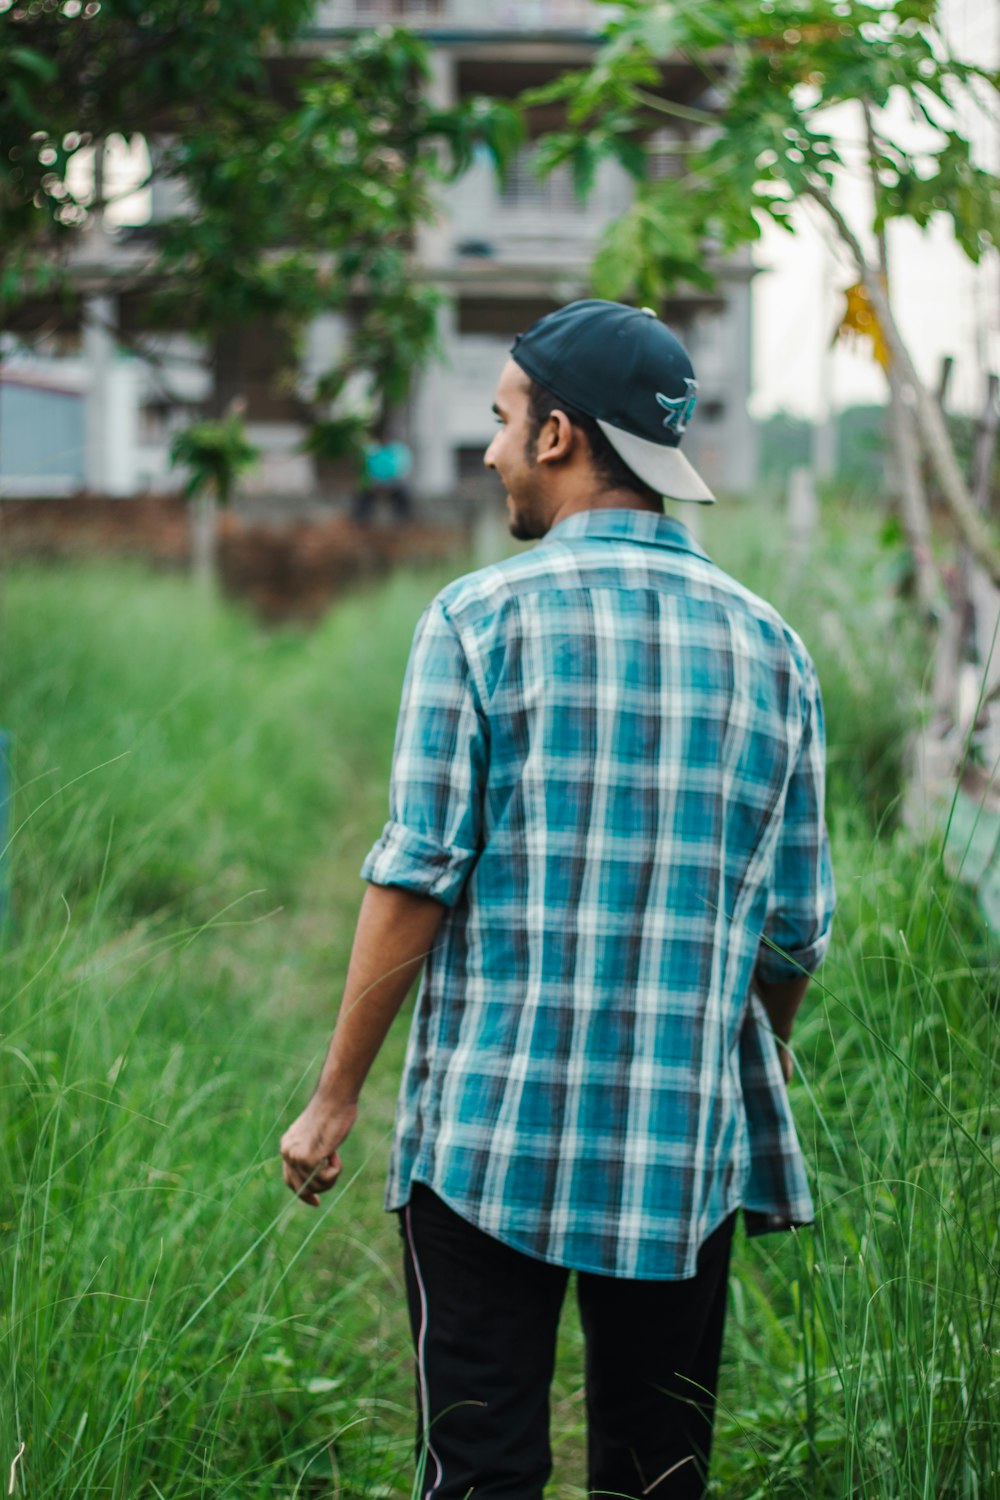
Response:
[752,0,1000,418]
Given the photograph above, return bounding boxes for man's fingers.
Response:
[282,1158,313,1198]
[281,1151,341,1206]
[280,1102,355,1206]
[313,1153,342,1187]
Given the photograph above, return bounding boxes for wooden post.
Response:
[931,359,965,721]
[966,374,1000,767]
[971,373,999,515]
[916,367,1000,826]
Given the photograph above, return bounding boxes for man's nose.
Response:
[483,436,497,470]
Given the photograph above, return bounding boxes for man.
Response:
[281,300,835,1499]
[353,436,414,524]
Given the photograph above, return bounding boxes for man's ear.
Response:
[536,410,575,465]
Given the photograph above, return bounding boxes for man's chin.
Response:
[507,503,545,542]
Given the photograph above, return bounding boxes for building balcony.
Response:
[432,146,628,270]
[313,0,606,34]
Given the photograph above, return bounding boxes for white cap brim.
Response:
[596,419,716,504]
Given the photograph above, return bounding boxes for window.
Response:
[496,1,598,25]
[498,147,585,214]
[457,298,561,337]
[339,0,443,21]
[646,129,687,183]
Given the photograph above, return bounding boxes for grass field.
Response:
[1,495,997,1498]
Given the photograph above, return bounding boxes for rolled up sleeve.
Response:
[757,661,836,982]
[360,598,487,908]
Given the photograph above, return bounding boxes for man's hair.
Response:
[523,377,662,506]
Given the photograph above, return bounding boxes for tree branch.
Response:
[802,176,1000,590]
[862,97,937,611]
[631,88,717,127]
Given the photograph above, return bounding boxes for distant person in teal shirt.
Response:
[354,439,413,523]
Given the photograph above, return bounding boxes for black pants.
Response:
[400,1183,735,1500]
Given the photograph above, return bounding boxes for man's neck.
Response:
[547,487,662,530]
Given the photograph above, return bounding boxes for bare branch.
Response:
[631,89,717,128]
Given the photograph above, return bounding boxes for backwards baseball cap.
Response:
[510,298,714,505]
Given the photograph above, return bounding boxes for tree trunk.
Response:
[191,491,217,592]
[805,181,1000,589]
[862,150,937,612]
[884,358,937,611]
[211,332,242,420]
[861,270,1000,589]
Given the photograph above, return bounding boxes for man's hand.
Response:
[753,970,810,1088]
[280,1098,357,1208]
[279,884,447,1209]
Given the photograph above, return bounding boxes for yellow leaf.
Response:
[836,281,891,369]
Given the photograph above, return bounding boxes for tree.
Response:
[169,408,260,588]
[1,2,519,449]
[526,0,1000,590]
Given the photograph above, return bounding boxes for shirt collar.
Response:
[543,507,711,561]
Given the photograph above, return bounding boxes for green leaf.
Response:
[609,133,649,182]
[9,46,59,82]
[532,132,579,179]
[169,416,260,506]
[288,1446,339,1479]
[619,3,679,56]
[570,138,598,199]
[469,97,525,174]
[591,205,648,300]
[590,183,713,302]
[302,415,368,464]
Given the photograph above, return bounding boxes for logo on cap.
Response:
[655,379,698,437]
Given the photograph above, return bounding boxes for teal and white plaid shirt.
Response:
[362,509,835,1279]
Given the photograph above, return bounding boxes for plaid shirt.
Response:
[362,509,835,1279]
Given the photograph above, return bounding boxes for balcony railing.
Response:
[314,0,603,32]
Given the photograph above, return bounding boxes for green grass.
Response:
[1,499,998,1498]
[1,564,432,1498]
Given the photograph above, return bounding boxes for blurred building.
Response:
[0,0,758,505]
